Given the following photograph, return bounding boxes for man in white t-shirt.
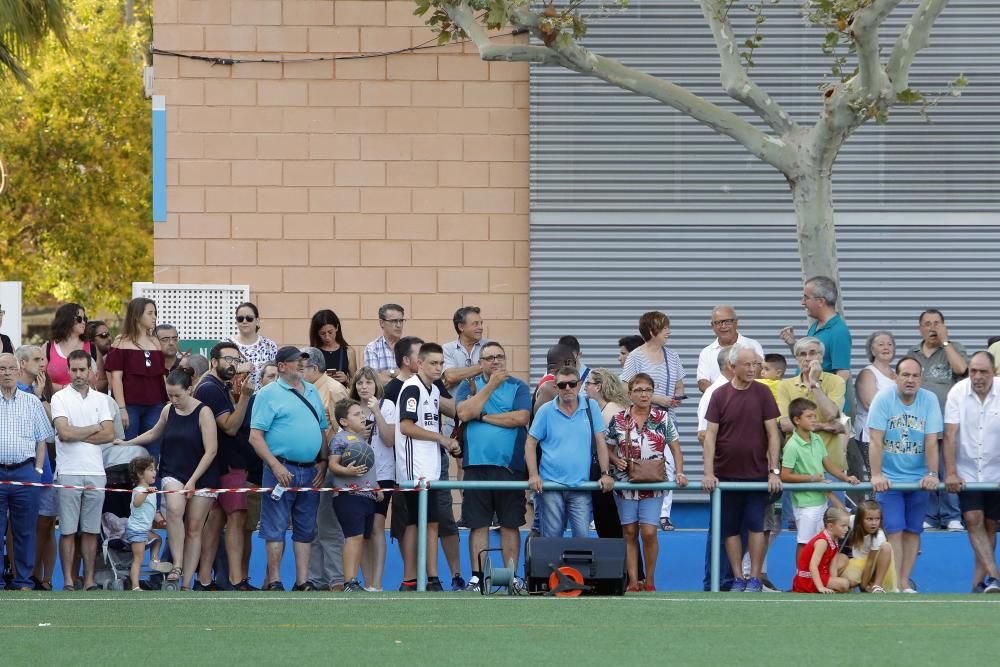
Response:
[697,346,733,444]
[50,350,114,590]
[696,305,764,393]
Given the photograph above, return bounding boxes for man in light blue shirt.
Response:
[869,356,943,593]
[249,346,330,592]
[526,366,613,537]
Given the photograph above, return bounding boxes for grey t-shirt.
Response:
[329,430,378,499]
[908,341,967,410]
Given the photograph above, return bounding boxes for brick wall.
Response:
[152,0,531,376]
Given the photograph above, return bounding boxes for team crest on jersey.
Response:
[406,397,418,412]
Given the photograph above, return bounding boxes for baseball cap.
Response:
[274,346,308,364]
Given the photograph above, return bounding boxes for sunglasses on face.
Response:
[143,350,151,368]
[75,315,88,324]
[236,315,256,323]
[94,332,110,339]
[555,380,579,390]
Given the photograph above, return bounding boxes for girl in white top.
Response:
[350,367,394,592]
[844,500,897,592]
[854,331,897,447]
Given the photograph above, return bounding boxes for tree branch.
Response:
[887,0,951,96]
[503,5,796,174]
[698,0,797,135]
[850,0,903,98]
[445,2,562,65]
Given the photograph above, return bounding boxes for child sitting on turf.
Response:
[792,506,851,593]
[329,399,383,593]
[843,500,897,593]
[755,353,787,401]
[126,456,173,590]
[781,398,858,557]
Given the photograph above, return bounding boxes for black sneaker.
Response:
[398,581,417,592]
[235,579,259,591]
[264,581,284,591]
[193,580,218,591]
[450,574,466,591]
[292,581,318,591]
[343,579,365,592]
[427,577,444,592]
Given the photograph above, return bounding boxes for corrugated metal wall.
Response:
[527,1,1000,501]
[529,220,1000,499]
[530,0,1000,211]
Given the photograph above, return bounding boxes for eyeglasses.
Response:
[585,380,601,386]
[631,387,654,394]
[94,332,111,339]
[381,318,406,326]
[0,366,17,373]
[236,315,256,323]
[481,354,506,362]
[75,315,88,324]
[711,318,736,326]
[143,350,151,368]
[555,380,579,390]
[220,355,245,364]
[158,336,179,343]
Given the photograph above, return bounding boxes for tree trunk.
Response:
[789,169,842,298]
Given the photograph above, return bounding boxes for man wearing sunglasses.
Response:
[454,341,531,591]
[526,366,614,538]
[86,321,113,393]
[193,342,256,591]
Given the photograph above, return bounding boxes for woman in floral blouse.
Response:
[606,372,687,592]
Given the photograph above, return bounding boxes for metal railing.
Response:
[400,479,1000,592]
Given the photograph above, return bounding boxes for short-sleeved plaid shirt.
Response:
[0,389,55,464]
[363,336,396,372]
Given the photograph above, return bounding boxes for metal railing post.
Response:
[416,479,428,592]
[710,486,721,593]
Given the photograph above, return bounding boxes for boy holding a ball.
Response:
[329,398,383,592]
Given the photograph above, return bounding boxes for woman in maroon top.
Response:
[106,298,168,458]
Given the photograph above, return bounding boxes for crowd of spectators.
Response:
[2,276,999,595]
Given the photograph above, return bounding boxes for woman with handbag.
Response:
[606,373,687,592]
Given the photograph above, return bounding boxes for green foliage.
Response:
[0,0,152,312]
[0,0,69,83]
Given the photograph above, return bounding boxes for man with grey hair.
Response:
[697,305,763,392]
[702,343,782,593]
[300,346,347,591]
[179,353,209,380]
[697,346,733,445]
[779,276,852,382]
[154,324,181,371]
[365,303,406,383]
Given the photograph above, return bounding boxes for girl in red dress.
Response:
[792,506,852,593]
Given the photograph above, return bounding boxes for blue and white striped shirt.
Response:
[363,336,396,373]
[0,389,55,464]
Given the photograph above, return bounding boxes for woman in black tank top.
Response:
[119,367,218,589]
[310,309,358,386]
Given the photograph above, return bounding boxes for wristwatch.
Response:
[600,470,611,477]
[770,468,781,476]
[942,341,950,348]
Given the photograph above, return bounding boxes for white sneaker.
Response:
[901,587,918,594]
[946,520,964,531]
[922,521,934,530]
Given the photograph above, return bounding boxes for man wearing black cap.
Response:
[249,346,331,591]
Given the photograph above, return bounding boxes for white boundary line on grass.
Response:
[1,595,997,604]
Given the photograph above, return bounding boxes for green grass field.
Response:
[2,592,999,664]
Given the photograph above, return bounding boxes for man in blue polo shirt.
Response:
[526,366,613,537]
[779,276,852,382]
[455,341,531,591]
[249,346,330,592]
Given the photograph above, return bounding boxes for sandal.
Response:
[871,585,886,594]
[659,517,675,531]
[166,566,182,582]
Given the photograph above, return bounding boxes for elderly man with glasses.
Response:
[454,341,531,592]
[526,366,614,538]
[0,352,55,590]
[696,305,764,393]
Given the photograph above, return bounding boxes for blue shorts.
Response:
[614,495,662,527]
[37,486,57,518]
[125,529,149,544]
[332,493,376,539]
[260,464,320,543]
[877,490,928,534]
[720,477,769,538]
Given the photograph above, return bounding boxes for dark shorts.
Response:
[720,476,769,538]
[402,488,442,527]
[374,479,396,517]
[332,493,376,539]
[958,490,1000,522]
[461,466,527,530]
[436,452,459,537]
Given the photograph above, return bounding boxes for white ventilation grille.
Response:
[131,283,249,341]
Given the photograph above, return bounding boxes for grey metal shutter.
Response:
[529,220,1000,501]
[530,0,1000,211]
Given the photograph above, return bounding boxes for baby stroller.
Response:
[93,445,176,591]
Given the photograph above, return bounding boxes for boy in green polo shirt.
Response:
[780,398,858,557]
